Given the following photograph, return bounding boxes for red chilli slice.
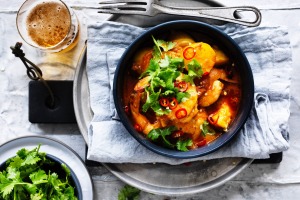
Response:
[176,81,188,92]
[134,124,143,132]
[208,113,219,125]
[195,139,207,147]
[175,108,187,119]
[159,98,170,107]
[183,47,196,60]
[124,105,130,114]
[169,97,178,110]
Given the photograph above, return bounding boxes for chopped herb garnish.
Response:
[152,35,176,60]
[176,139,193,152]
[148,126,177,149]
[147,126,192,151]
[183,59,203,84]
[139,37,197,116]
[201,120,216,137]
[118,185,140,200]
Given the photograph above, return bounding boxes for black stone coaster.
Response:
[253,152,283,164]
[28,80,76,123]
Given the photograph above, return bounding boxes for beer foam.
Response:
[26,1,71,48]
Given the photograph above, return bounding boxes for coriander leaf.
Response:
[0,181,16,198]
[16,148,29,159]
[16,186,29,199]
[151,77,166,90]
[21,152,41,166]
[182,74,194,84]
[8,156,23,169]
[159,56,169,68]
[156,39,175,52]
[63,186,76,199]
[161,89,175,96]
[152,36,175,53]
[187,59,203,77]
[29,169,48,184]
[147,126,177,148]
[142,88,160,113]
[200,121,216,137]
[0,172,7,183]
[176,92,190,103]
[160,126,177,137]
[150,102,170,116]
[169,57,184,71]
[159,56,183,70]
[158,70,180,90]
[142,87,170,116]
[147,129,160,140]
[152,45,161,61]
[6,166,20,180]
[48,173,60,191]
[152,36,175,60]
[176,139,193,152]
[183,59,203,84]
[61,163,71,177]
[0,171,15,198]
[139,59,160,79]
[30,193,44,200]
[25,183,38,195]
[118,185,140,200]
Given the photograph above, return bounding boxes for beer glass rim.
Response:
[16,0,72,51]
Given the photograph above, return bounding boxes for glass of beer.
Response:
[16,0,79,53]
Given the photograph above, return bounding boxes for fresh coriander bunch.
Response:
[0,144,78,200]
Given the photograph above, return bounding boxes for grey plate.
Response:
[73,47,252,196]
[73,0,253,196]
[0,136,94,200]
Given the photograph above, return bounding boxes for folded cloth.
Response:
[86,21,291,165]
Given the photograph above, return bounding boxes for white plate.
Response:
[0,136,94,200]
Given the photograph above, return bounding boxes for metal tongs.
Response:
[98,0,261,27]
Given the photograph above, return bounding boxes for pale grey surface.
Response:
[1,0,300,199]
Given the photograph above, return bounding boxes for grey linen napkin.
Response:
[86,21,291,165]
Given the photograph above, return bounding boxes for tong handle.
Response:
[152,5,262,27]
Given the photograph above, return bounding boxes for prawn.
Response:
[198,80,224,107]
[134,76,151,92]
[198,68,239,107]
[209,68,239,84]
[169,31,195,48]
[176,109,208,141]
[129,92,161,135]
[131,47,153,74]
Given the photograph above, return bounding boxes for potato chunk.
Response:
[213,46,229,66]
[184,42,216,73]
[209,101,233,131]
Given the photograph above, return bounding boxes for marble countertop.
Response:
[1,0,300,199]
